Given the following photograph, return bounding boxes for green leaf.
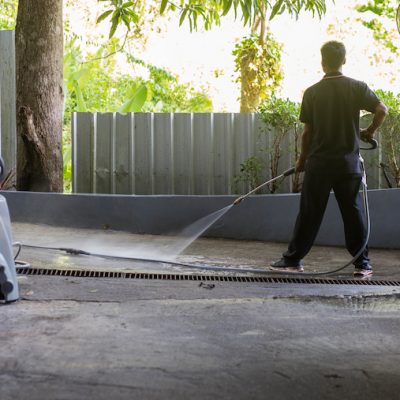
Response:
[222,0,233,16]
[122,1,134,8]
[121,14,131,29]
[270,0,284,20]
[71,68,90,82]
[73,81,87,112]
[179,8,189,26]
[128,10,139,23]
[96,9,113,24]
[63,144,72,165]
[109,12,120,38]
[118,84,148,112]
[160,0,168,14]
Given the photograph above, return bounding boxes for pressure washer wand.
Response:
[233,167,296,205]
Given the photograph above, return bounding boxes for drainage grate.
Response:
[15,267,400,286]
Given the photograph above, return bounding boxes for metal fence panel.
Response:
[72,112,385,195]
[94,113,113,193]
[114,113,134,194]
[192,113,213,195]
[134,113,153,195]
[173,113,193,194]
[153,113,173,194]
[232,113,254,194]
[0,31,16,172]
[72,112,93,193]
[213,113,233,195]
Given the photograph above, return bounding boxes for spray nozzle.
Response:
[233,197,244,206]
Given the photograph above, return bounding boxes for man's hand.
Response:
[360,102,388,143]
[360,127,374,143]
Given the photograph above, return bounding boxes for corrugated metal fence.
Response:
[72,112,382,195]
[0,31,17,171]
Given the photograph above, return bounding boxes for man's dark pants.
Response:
[283,171,369,266]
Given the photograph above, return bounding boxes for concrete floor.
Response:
[2,223,400,400]
[10,223,400,280]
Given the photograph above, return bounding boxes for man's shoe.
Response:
[270,258,304,273]
[353,264,373,277]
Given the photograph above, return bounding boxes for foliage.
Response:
[356,0,399,54]
[125,56,213,112]
[258,96,301,192]
[375,90,400,187]
[62,36,212,191]
[233,156,262,192]
[233,96,301,193]
[64,37,212,115]
[97,0,142,38]
[258,94,299,128]
[233,32,282,111]
[0,0,17,29]
[356,0,397,20]
[99,0,331,35]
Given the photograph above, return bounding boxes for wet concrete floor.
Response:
[11,223,400,280]
[1,223,400,399]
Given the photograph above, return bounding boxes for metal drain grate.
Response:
[16,267,400,286]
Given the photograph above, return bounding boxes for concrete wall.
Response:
[2,189,399,249]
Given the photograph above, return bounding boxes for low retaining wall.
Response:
[1,189,399,249]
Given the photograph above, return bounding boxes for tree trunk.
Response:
[15,0,64,191]
[239,47,260,112]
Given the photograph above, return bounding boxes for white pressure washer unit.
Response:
[0,159,19,303]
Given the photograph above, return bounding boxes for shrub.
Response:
[375,90,400,187]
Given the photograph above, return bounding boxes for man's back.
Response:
[300,73,380,174]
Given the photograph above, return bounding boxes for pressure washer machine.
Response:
[0,158,19,303]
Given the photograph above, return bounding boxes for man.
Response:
[271,41,388,277]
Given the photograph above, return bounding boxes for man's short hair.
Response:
[321,41,346,69]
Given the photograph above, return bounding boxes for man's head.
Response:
[321,41,346,72]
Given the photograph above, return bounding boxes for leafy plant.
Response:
[97,0,141,38]
[356,0,399,54]
[375,90,400,187]
[0,0,17,29]
[258,95,299,127]
[233,32,283,112]
[233,156,263,193]
[233,96,301,194]
[125,55,213,112]
[99,0,331,34]
[258,96,301,192]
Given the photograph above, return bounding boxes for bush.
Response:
[233,96,301,194]
[375,90,400,187]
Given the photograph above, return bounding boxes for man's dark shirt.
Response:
[300,72,380,174]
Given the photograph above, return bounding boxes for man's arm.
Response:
[296,123,313,173]
[361,102,388,142]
